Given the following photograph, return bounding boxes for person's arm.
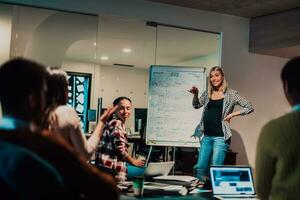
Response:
[255,124,276,200]
[50,106,92,160]
[188,86,206,109]
[113,123,144,167]
[223,111,241,123]
[125,154,145,167]
[235,91,254,115]
[39,129,119,200]
[224,91,254,122]
[85,106,118,158]
[67,110,91,160]
[68,106,118,161]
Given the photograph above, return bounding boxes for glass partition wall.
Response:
[10,6,98,67]
[156,24,221,69]
[8,5,98,132]
[0,3,221,134]
[96,16,156,130]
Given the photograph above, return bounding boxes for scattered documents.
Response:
[153,175,198,190]
[144,182,188,196]
[153,175,197,182]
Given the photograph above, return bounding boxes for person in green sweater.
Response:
[255,56,300,200]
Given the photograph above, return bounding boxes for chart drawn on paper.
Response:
[146,65,206,147]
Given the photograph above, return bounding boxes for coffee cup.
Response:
[133,176,144,196]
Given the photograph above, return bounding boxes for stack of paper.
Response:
[144,182,188,196]
[117,181,133,192]
[153,175,198,190]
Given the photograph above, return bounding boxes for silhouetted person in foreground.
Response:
[256,56,300,200]
[0,58,119,200]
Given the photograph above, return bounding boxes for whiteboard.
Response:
[146,65,206,147]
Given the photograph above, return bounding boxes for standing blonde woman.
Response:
[188,66,254,182]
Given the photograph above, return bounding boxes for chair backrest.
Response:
[0,141,66,199]
[0,179,18,199]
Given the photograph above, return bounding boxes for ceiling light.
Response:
[101,56,109,60]
[122,48,131,53]
[93,42,97,46]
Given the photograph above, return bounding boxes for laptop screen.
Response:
[210,166,256,195]
[144,161,174,177]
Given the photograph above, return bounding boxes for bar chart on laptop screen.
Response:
[211,167,255,195]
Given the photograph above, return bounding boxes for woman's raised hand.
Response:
[188,86,199,95]
[99,105,118,123]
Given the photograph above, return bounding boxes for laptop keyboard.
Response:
[214,195,259,200]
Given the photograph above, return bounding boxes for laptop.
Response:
[143,161,175,177]
[210,166,259,200]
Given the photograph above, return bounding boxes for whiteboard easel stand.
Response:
[172,146,175,175]
[145,145,152,166]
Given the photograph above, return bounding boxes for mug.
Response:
[133,176,144,196]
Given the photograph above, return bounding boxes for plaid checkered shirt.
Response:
[193,88,254,141]
[97,119,129,182]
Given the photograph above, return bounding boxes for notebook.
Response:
[210,166,259,200]
[143,161,175,177]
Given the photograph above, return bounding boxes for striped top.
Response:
[192,88,254,141]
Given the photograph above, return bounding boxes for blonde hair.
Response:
[207,66,228,97]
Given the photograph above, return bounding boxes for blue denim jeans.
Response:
[194,136,229,181]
